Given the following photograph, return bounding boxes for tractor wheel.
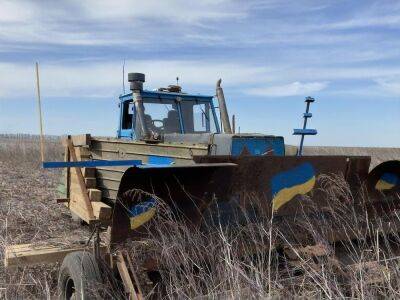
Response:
[58,251,103,300]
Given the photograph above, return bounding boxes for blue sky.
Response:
[0,0,399,146]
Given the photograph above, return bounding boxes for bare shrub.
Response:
[123,175,400,299]
[1,137,400,299]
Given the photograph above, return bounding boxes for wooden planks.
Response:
[82,167,95,177]
[61,135,112,224]
[71,134,91,146]
[5,243,89,268]
[92,201,112,220]
[115,251,143,300]
[89,137,208,202]
[66,148,95,221]
[88,188,102,202]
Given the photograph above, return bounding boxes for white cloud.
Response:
[0,0,249,48]
[325,14,400,30]
[0,60,271,99]
[375,78,400,96]
[77,0,246,23]
[0,0,35,22]
[246,81,328,97]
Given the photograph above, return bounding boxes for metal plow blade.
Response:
[110,156,400,245]
[110,163,236,243]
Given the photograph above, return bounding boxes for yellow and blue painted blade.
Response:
[129,198,156,229]
[271,162,316,211]
[375,172,399,191]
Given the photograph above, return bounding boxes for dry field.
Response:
[0,135,88,299]
[1,134,400,299]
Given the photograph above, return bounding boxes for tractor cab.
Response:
[117,73,286,157]
[118,79,220,140]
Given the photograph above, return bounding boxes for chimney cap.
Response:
[128,72,145,83]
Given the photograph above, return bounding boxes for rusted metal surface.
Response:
[110,163,235,243]
[109,155,382,244]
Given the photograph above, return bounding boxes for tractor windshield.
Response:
[142,101,181,135]
[139,99,218,135]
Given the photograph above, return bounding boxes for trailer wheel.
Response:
[58,251,103,300]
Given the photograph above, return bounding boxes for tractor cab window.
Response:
[181,101,217,133]
[141,101,181,135]
[132,98,218,137]
[122,101,134,129]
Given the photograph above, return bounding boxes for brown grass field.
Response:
[1,134,400,299]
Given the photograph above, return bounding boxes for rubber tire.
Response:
[58,251,103,300]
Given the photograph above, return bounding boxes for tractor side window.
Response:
[122,101,134,129]
[181,102,217,133]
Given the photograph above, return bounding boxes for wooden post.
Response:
[116,251,142,300]
[35,62,45,162]
[64,136,71,200]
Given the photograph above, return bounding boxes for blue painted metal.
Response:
[117,89,221,139]
[271,162,315,196]
[147,156,175,165]
[231,136,285,156]
[211,98,221,133]
[118,100,123,138]
[293,129,317,135]
[294,96,317,156]
[42,159,142,169]
[119,91,213,103]
[176,102,185,134]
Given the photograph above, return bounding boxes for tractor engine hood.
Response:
[163,133,286,156]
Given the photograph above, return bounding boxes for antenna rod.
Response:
[122,59,126,94]
[35,62,45,162]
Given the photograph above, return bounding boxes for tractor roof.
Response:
[119,90,213,103]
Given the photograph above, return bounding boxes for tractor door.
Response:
[119,100,135,139]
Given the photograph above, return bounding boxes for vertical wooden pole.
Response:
[64,136,71,200]
[35,62,45,162]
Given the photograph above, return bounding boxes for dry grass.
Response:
[0,134,88,299]
[1,134,400,299]
[122,180,400,299]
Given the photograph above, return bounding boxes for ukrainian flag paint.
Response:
[271,162,316,211]
[375,172,399,191]
[129,198,156,229]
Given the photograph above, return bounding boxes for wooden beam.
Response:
[115,251,142,300]
[82,167,95,178]
[75,146,91,160]
[88,188,102,202]
[64,142,70,199]
[92,201,112,220]
[71,134,91,146]
[5,243,90,268]
[66,138,94,220]
[71,176,96,189]
[56,198,69,203]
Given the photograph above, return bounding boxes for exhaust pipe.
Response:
[128,73,150,139]
[216,79,232,134]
